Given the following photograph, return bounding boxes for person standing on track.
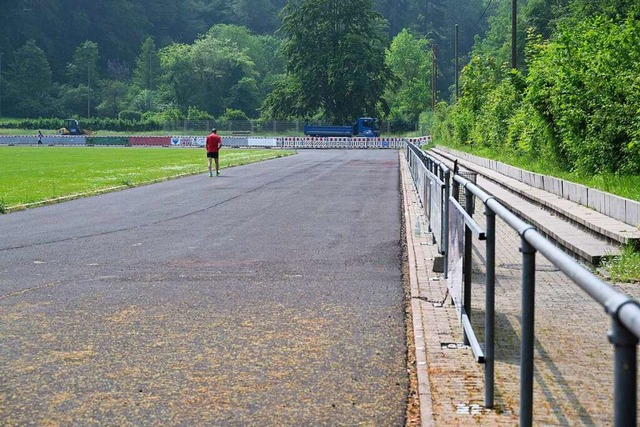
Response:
[206,128,223,177]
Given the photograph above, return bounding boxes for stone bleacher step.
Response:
[476,178,620,265]
[428,149,621,265]
[430,148,640,247]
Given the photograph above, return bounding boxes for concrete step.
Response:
[427,148,622,265]
[431,147,640,246]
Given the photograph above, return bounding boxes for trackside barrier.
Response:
[129,136,171,146]
[0,135,87,145]
[86,136,129,146]
[276,136,408,149]
[405,142,640,426]
[0,133,431,149]
[169,136,206,147]
[406,143,450,269]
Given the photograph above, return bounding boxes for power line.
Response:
[474,0,494,29]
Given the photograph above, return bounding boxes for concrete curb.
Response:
[399,150,436,426]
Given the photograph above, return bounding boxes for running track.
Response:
[0,150,408,425]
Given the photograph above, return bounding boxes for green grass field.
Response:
[0,146,294,212]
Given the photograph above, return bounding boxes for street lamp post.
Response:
[455,24,459,102]
[0,52,3,117]
[87,65,91,118]
[512,0,517,70]
[432,44,438,110]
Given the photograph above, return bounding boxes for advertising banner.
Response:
[248,138,277,147]
[170,136,205,147]
[430,178,442,252]
[130,136,171,146]
[86,137,129,146]
[447,197,465,321]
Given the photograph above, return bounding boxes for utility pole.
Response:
[148,50,151,110]
[511,0,517,70]
[0,52,3,117]
[455,24,459,102]
[87,65,91,118]
[147,47,152,111]
[432,44,438,110]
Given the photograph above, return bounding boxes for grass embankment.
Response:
[0,146,294,212]
[438,144,640,202]
[433,143,640,282]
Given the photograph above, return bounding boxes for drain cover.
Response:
[500,263,560,272]
[441,342,470,350]
[456,403,485,415]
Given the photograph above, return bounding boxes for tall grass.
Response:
[602,245,640,283]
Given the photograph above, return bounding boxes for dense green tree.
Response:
[384,30,432,127]
[57,84,93,118]
[260,75,306,120]
[4,40,54,117]
[129,37,161,113]
[159,33,258,117]
[569,0,640,19]
[133,37,160,91]
[522,0,570,39]
[226,0,287,34]
[66,41,100,87]
[61,40,100,117]
[0,0,493,121]
[265,0,392,123]
[205,25,284,99]
[96,80,130,117]
[437,0,640,178]
[409,0,486,99]
[524,16,640,173]
[374,0,414,36]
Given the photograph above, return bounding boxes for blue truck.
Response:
[303,117,380,138]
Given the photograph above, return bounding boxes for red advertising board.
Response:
[129,136,171,146]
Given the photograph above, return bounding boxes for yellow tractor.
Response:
[58,119,91,135]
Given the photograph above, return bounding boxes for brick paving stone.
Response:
[400,151,640,426]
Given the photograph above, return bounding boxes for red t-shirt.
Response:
[206,133,222,153]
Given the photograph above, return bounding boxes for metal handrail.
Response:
[405,142,640,427]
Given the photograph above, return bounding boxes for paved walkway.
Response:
[1,150,407,426]
[400,151,640,425]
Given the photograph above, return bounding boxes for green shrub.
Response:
[187,106,214,120]
[220,108,249,121]
[525,15,640,174]
[118,110,143,121]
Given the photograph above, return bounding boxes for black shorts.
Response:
[207,152,219,159]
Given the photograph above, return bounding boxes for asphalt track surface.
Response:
[0,149,408,425]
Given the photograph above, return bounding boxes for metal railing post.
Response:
[443,169,451,279]
[485,203,496,409]
[423,166,428,213]
[462,185,473,344]
[452,175,460,203]
[609,313,639,426]
[404,144,640,424]
[426,172,433,233]
[520,234,536,427]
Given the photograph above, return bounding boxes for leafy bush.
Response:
[118,110,143,121]
[387,108,416,133]
[220,108,249,121]
[441,13,640,176]
[187,106,214,120]
[143,107,183,123]
[0,117,163,132]
[525,15,640,174]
